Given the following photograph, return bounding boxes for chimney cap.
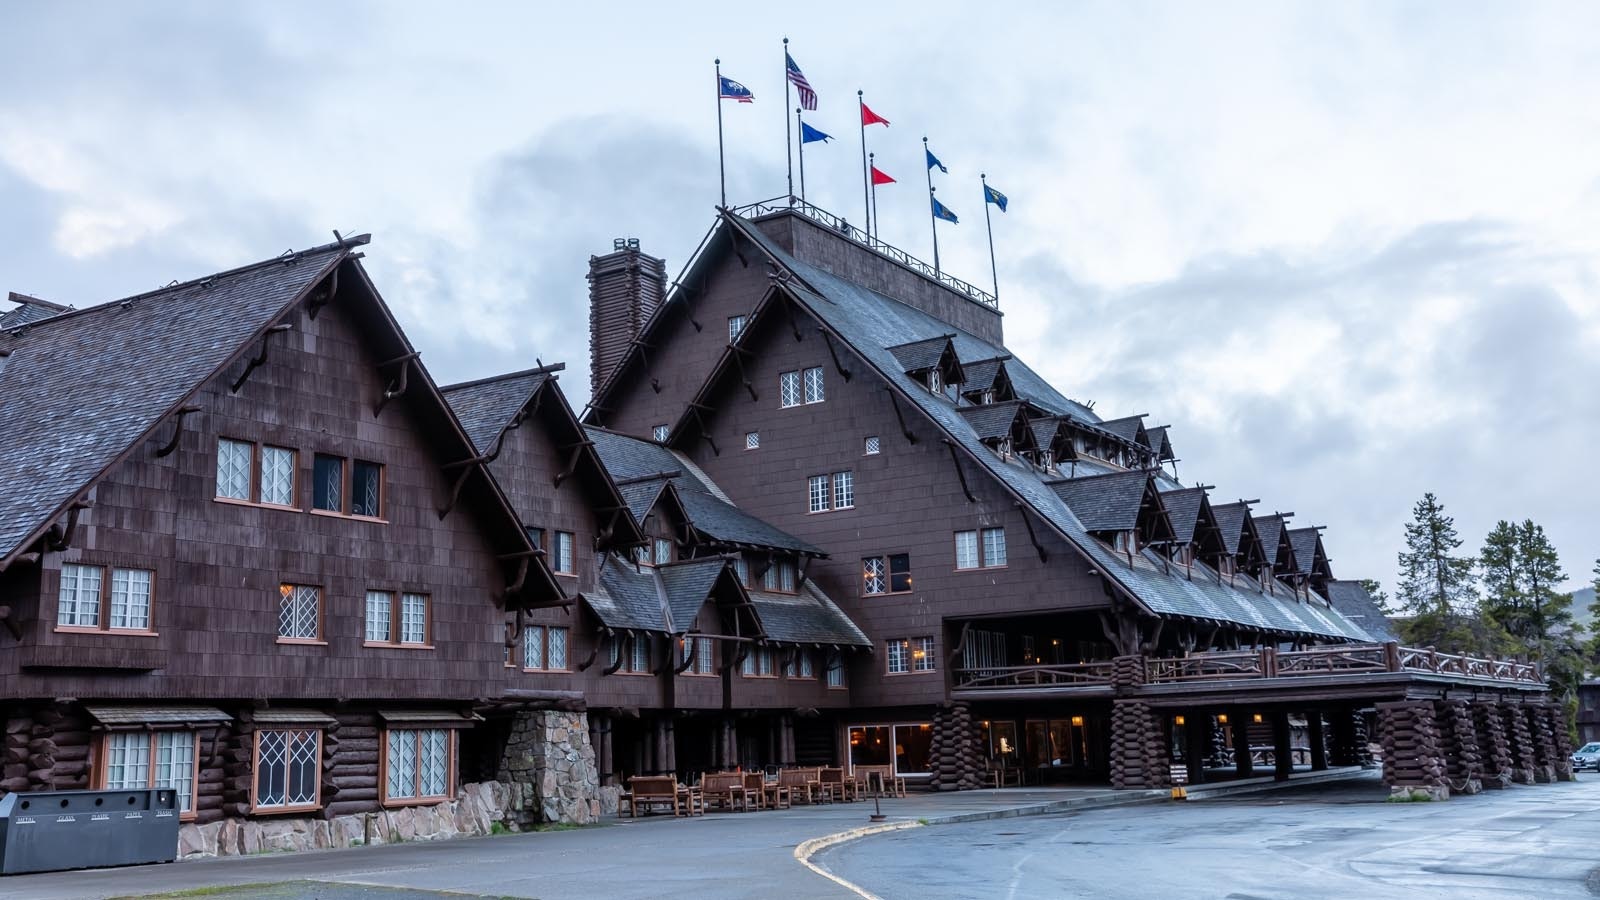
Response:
[612,237,641,252]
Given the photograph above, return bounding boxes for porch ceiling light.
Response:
[1070,716,1084,727]
[1174,715,1186,726]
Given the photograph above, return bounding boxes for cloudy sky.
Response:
[4,1,1598,592]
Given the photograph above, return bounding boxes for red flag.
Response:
[861,104,890,127]
[870,166,896,186]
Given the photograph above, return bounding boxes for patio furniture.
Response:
[742,772,772,810]
[819,766,853,801]
[627,775,681,817]
[759,773,791,809]
[700,772,750,812]
[778,767,822,804]
[854,764,905,797]
[676,780,704,817]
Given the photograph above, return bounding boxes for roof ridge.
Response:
[5,292,71,312]
[438,362,566,393]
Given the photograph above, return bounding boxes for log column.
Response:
[1108,654,1171,791]
[1376,700,1448,800]
[1472,700,1512,788]
[1271,712,1294,780]
[1230,713,1253,779]
[1183,713,1208,786]
[1545,703,1576,782]
[1307,712,1328,772]
[1434,699,1482,795]
[1526,705,1559,784]
[1501,704,1537,785]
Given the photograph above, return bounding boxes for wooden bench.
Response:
[700,772,750,812]
[627,775,681,817]
[854,764,905,797]
[778,767,823,804]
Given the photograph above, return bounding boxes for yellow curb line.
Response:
[794,820,924,900]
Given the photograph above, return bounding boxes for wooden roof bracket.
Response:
[552,439,594,488]
[0,552,40,575]
[601,636,626,675]
[373,351,422,418]
[504,610,525,651]
[575,632,603,672]
[1012,501,1049,563]
[437,464,476,520]
[634,340,663,393]
[941,438,976,503]
[153,405,204,459]
[820,329,852,382]
[691,406,720,456]
[0,606,20,641]
[886,388,918,445]
[674,639,698,674]
[782,292,805,342]
[44,500,91,552]
[230,323,294,393]
[306,263,339,320]
[503,557,530,598]
[729,344,760,401]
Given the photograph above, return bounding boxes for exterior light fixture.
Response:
[1217,714,1229,725]
[1252,713,1263,724]
[1174,715,1186,726]
[1070,716,1084,727]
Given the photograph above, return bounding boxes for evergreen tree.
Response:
[1395,493,1477,616]
[1358,578,1392,615]
[1514,520,1571,665]
[1586,558,1600,663]
[1480,520,1522,633]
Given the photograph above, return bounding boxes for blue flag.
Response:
[926,148,947,174]
[801,122,833,144]
[932,195,958,224]
[718,76,754,103]
[984,184,1008,212]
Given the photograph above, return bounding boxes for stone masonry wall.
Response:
[497,709,601,827]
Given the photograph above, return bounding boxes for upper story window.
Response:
[745,431,760,450]
[803,366,825,403]
[956,528,1007,569]
[862,553,911,595]
[57,563,154,632]
[728,315,747,342]
[523,625,570,670]
[808,471,854,513]
[311,454,384,519]
[383,728,452,805]
[780,371,802,408]
[927,369,943,394]
[682,635,716,675]
[826,650,846,688]
[808,475,829,513]
[732,556,750,585]
[216,439,297,507]
[832,471,855,509]
[365,590,430,647]
[551,531,576,575]
[888,636,936,674]
[761,559,798,593]
[784,650,815,679]
[864,436,881,456]
[278,583,322,643]
[741,646,776,677]
[653,538,673,566]
[652,424,670,442]
[780,367,825,408]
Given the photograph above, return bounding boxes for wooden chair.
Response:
[778,767,820,804]
[742,772,772,810]
[855,764,906,798]
[700,772,749,812]
[627,775,680,817]
[819,766,852,801]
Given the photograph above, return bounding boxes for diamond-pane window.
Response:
[312,455,343,512]
[216,439,252,500]
[260,446,295,506]
[524,625,545,669]
[745,431,760,450]
[419,729,449,797]
[864,436,881,455]
[695,635,712,674]
[779,371,801,408]
[652,424,669,442]
[278,584,320,640]
[352,460,382,518]
[863,557,886,595]
[548,627,568,669]
[803,366,825,403]
[255,728,320,810]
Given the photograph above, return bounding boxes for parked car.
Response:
[1572,742,1600,771]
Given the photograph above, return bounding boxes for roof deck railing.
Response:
[728,196,1000,311]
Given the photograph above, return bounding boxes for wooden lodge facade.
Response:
[0,199,1573,856]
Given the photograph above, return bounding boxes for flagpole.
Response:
[924,137,940,274]
[783,37,793,202]
[981,173,999,300]
[869,152,878,239]
[858,90,870,238]
[715,58,727,208]
[797,108,807,202]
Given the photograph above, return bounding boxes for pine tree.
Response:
[1480,520,1522,633]
[1514,520,1571,661]
[1358,578,1392,614]
[1396,493,1477,616]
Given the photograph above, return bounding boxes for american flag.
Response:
[786,53,817,111]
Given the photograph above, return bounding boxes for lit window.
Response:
[101,731,199,815]
[653,538,673,565]
[351,460,382,518]
[862,557,887,595]
[365,590,393,642]
[400,592,428,644]
[254,728,320,811]
[887,638,909,674]
[260,446,295,506]
[780,371,802,408]
[745,431,760,450]
[982,527,1007,567]
[889,554,912,592]
[803,366,825,403]
[808,475,830,513]
[278,584,321,641]
[833,471,855,509]
[553,531,576,574]
[695,636,713,674]
[864,436,881,455]
[914,636,937,671]
[955,530,979,570]
[652,424,670,442]
[728,315,747,342]
[216,439,253,501]
[384,728,451,803]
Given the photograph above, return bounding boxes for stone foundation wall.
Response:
[497,709,601,827]
[177,780,512,860]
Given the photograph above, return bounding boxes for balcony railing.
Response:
[727,196,1000,310]
[953,661,1115,691]
[1147,650,1269,683]
[1148,642,1542,687]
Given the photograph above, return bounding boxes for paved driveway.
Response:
[821,775,1600,899]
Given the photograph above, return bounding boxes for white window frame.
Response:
[982,527,1008,568]
[653,538,673,565]
[524,625,546,670]
[803,366,825,404]
[57,563,102,628]
[780,371,802,408]
[554,531,576,574]
[913,636,937,671]
[259,445,296,506]
[832,471,855,509]
[745,431,760,450]
[864,436,881,456]
[216,438,253,501]
[278,584,321,642]
[365,590,393,643]
[887,638,909,674]
[863,557,887,595]
[728,314,747,342]
[101,730,200,817]
[108,567,153,630]
[954,530,980,570]
[384,727,452,804]
[400,592,428,645]
[826,650,845,688]
[808,475,830,513]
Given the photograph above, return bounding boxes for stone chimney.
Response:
[588,238,666,401]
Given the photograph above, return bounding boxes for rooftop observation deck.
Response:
[953,642,1545,702]
[728,197,1000,311]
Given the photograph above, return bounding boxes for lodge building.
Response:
[0,200,1571,855]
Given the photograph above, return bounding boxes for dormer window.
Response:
[980,389,995,404]
[927,369,942,394]
[1112,532,1135,553]
[996,437,1012,458]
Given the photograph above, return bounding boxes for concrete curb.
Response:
[795,821,923,899]
[918,789,1172,825]
[1179,766,1372,801]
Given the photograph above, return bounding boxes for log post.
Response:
[1433,699,1482,795]
[1377,700,1449,800]
[1271,712,1293,780]
[1307,712,1328,772]
[1231,712,1253,779]
[1501,704,1537,785]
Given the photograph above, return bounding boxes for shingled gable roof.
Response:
[955,399,1030,444]
[1048,470,1161,533]
[652,210,1372,641]
[1253,514,1297,572]
[0,293,71,329]
[0,238,561,608]
[958,356,1010,393]
[441,367,643,550]
[1159,486,1209,546]
[1146,425,1175,462]
[1326,580,1399,643]
[1028,417,1076,461]
[1210,501,1252,556]
[1287,527,1329,578]
[886,334,958,374]
[585,426,820,555]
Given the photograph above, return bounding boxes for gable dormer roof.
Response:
[1159,486,1209,546]
[1028,416,1077,462]
[886,334,964,385]
[1287,526,1330,579]
[955,399,1029,444]
[1049,470,1158,533]
[0,292,71,330]
[1145,425,1175,462]
[1253,513,1297,572]
[1097,414,1148,448]
[957,355,1014,401]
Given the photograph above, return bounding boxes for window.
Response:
[780,371,802,408]
[630,636,651,674]
[927,369,943,394]
[762,559,797,593]
[216,438,253,500]
[553,531,576,574]
[351,460,382,518]
[254,728,320,812]
[732,557,750,585]
[803,366,825,403]
[797,651,815,679]
[889,554,911,592]
[652,424,670,442]
[728,315,747,342]
[365,590,392,643]
[400,592,428,644]
[364,590,428,646]
[683,635,715,675]
[864,436,881,455]
[522,625,569,670]
[653,538,673,566]
[808,475,830,513]
[99,731,200,817]
[743,646,775,677]
[385,728,451,804]
[745,431,760,450]
[956,528,1008,569]
[833,471,855,509]
[888,636,935,674]
[862,557,886,595]
[312,454,343,512]
[260,446,295,506]
[278,584,321,642]
[58,564,154,632]
[826,650,845,688]
[955,531,980,570]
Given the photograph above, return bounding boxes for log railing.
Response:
[1147,650,1271,683]
[1145,642,1542,687]
[953,661,1115,690]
